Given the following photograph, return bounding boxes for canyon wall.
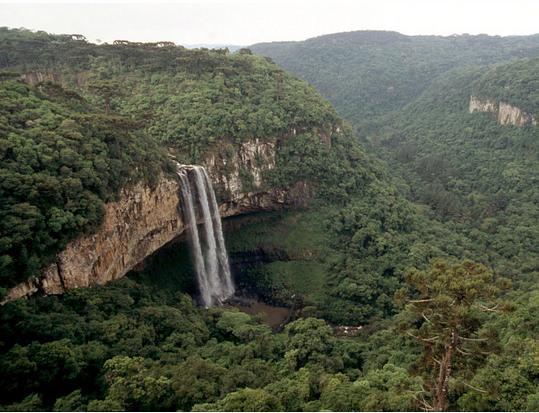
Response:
[497,101,537,126]
[469,95,537,127]
[2,137,316,303]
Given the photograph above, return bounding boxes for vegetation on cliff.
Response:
[0,27,342,292]
[0,27,340,163]
[1,27,539,411]
[472,57,539,114]
[0,78,170,291]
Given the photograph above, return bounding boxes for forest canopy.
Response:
[0,27,342,291]
[0,27,538,412]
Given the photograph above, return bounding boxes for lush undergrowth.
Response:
[225,210,332,307]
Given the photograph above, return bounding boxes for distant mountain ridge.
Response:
[184,43,244,52]
[251,30,539,123]
[252,28,539,320]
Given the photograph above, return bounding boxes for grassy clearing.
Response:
[225,208,336,302]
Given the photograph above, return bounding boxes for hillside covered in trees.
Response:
[252,30,539,411]
[252,30,539,288]
[0,27,538,411]
[0,27,347,293]
[252,31,539,123]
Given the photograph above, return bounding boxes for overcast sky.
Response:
[1,0,538,46]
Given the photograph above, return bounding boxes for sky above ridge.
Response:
[1,0,538,46]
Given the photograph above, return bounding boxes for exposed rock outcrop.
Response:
[498,101,537,126]
[469,95,537,127]
[21,71,89,87]
[469,95,497,114]
[3,176,184,303]
[21,71,61,85]
[2,137,317,303]
[207,138,279,215]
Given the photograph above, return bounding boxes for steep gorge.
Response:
[1,132,327,303]
[0,30,350,302]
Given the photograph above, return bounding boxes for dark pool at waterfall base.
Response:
[128,201,295,328]
[227,297,291,329]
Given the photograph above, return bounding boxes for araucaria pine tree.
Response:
[395,259,510,411]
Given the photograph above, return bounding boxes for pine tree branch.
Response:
[422,312,432,324]
[478,303,500,312]
[406,331,439,342]
[456,346,472,356]
[418,385,434,411]
[460,336,487,342]
[462,381,487,393]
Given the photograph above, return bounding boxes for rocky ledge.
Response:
[469,95,537,127]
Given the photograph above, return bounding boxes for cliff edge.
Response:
[2,136,318,303]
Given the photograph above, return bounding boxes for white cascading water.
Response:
[177,164,235,307]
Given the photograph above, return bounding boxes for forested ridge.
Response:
[472,57,539,114]
[0,27,538,411]
[252,30,539,123]
[250,30,539,411]
[0,27,340,163]
[0,27,342,293]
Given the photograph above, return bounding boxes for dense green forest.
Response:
[472,57,539,113]
[251,30,539,411]
[0,27,340,163]
[0,77,171,291]
[252,31,539,124]
[0,27,538,411]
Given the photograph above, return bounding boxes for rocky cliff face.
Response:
[2,136,315,303]
[2,177,184,303]
[497,101,537,126]
[206,138,279,215]
[21,71,88,87]
[469,95,497,114]
[469,95,537,126]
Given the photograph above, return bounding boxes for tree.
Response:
[93,356,172,411]
[216,310,271,343]
[395,259,510,411]
[353,364,423,411]
[457,338,539,411]
[53,390,86,411]
[193,388,281,412]
[283,317,336,369]
[2,394,43,411]
[87,79,120,114]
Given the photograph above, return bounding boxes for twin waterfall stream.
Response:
[177,165,235,307]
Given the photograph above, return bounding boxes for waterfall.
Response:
[177,165,235,307]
